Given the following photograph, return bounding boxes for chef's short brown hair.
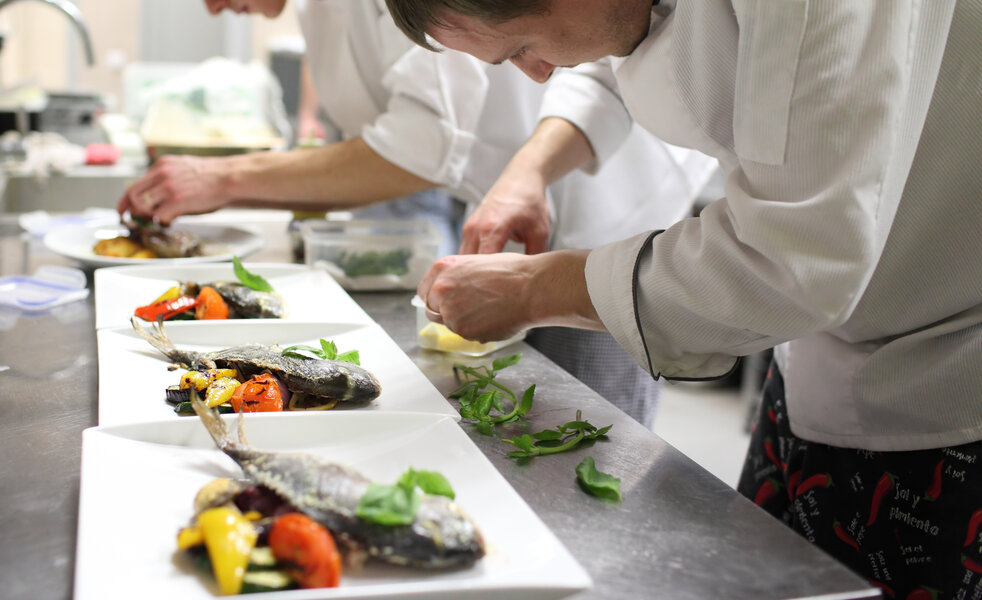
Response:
[385,0,550,50]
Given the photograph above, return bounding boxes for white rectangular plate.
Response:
[75,412,591,600]
[97,320,458,425]
[95,263,373,330]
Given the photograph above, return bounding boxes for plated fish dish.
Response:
[132,317,381,412]
[133,258,285,322]
[176,395,485,594]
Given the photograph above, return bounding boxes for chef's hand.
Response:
[418,249,604,342]
[117,155,232,226]
[459,166,551,255]
[459,117,594,256]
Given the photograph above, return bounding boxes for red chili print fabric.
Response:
[737,360,982,599]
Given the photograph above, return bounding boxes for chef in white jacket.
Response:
[119,0,717,427]
[391,0,982,595]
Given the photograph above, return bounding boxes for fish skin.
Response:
[192,394,486,568]
[131,317,381,403]
[202,281,286,319]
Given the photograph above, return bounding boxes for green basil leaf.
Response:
[491,354,522,372]
[233,256,275,292]
[563,420,596,433]
[475,391,496,417]
[507,434,537,452]
[356,482,419,526]
[281,344,326,360]
[531,429,563,441]
[336,350,361,365]
[410,469,455,499]
[449,381,478,399]
[507,450,531,459]
[517,385,535,416]
[575,456,622,502]
[320,339,339,360]
[587,424,613,439]
[475,421,494,436]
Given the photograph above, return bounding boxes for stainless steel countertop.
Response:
[0,212,880,600]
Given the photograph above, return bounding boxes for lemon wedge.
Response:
[418,322,492,354]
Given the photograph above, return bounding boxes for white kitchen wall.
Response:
[1,1,301,111]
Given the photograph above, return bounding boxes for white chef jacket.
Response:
[583,1,982,451]
[293,0,718,251]
[293,0,409,140]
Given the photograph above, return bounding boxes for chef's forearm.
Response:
[224,137,437,211]
[509,117,595,186]
[526,249,605,331]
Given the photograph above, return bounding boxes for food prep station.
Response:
[0,210,880,600]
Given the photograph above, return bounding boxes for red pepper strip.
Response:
[795,473,832,497]
[134,296,199,321]
[906,587,939,600]
[764,437,786,471]
[833,520,859,551]
[787,470,803,500]
[964,555,982,574]
[964,509,982,547]
[754,478,780,507]
[867,472,896,526]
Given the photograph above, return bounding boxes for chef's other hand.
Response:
[418,249,603,343]
[459,166,550,255]
[117,155,232,226]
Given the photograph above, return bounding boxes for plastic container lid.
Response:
[0,265,89,312]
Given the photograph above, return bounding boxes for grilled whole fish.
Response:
[191,394,485,568]
[131,317,380,404]
[179,281,285,319]
[124,220,202,258]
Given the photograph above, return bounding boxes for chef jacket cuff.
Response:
[586,231,739,380]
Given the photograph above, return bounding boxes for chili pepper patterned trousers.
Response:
[738,360,982,599]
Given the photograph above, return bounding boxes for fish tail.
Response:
[191,389,234,450]
[130,316,193,365]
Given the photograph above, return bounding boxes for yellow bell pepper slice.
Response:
[176,525,204,550]
[151,285,182,305]
[197,506,258,595]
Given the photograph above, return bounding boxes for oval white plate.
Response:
[43,221,265,268]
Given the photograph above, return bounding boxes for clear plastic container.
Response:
[303,219,442,291]
[0,265,89,312]
[412,295,525,357]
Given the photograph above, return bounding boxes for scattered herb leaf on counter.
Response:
[281,338,361,364]
[233,255,275,292]
[450,354,533,435]
[356,468,456,526]
[337,249,412,277]
[503,410,612,459]
[575,456,623,502]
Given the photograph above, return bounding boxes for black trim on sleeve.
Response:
[632,230,663,380]
[630,229,741,383]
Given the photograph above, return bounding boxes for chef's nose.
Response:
[510,55,555,83]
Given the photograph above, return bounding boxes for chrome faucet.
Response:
[0,0,95,66]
